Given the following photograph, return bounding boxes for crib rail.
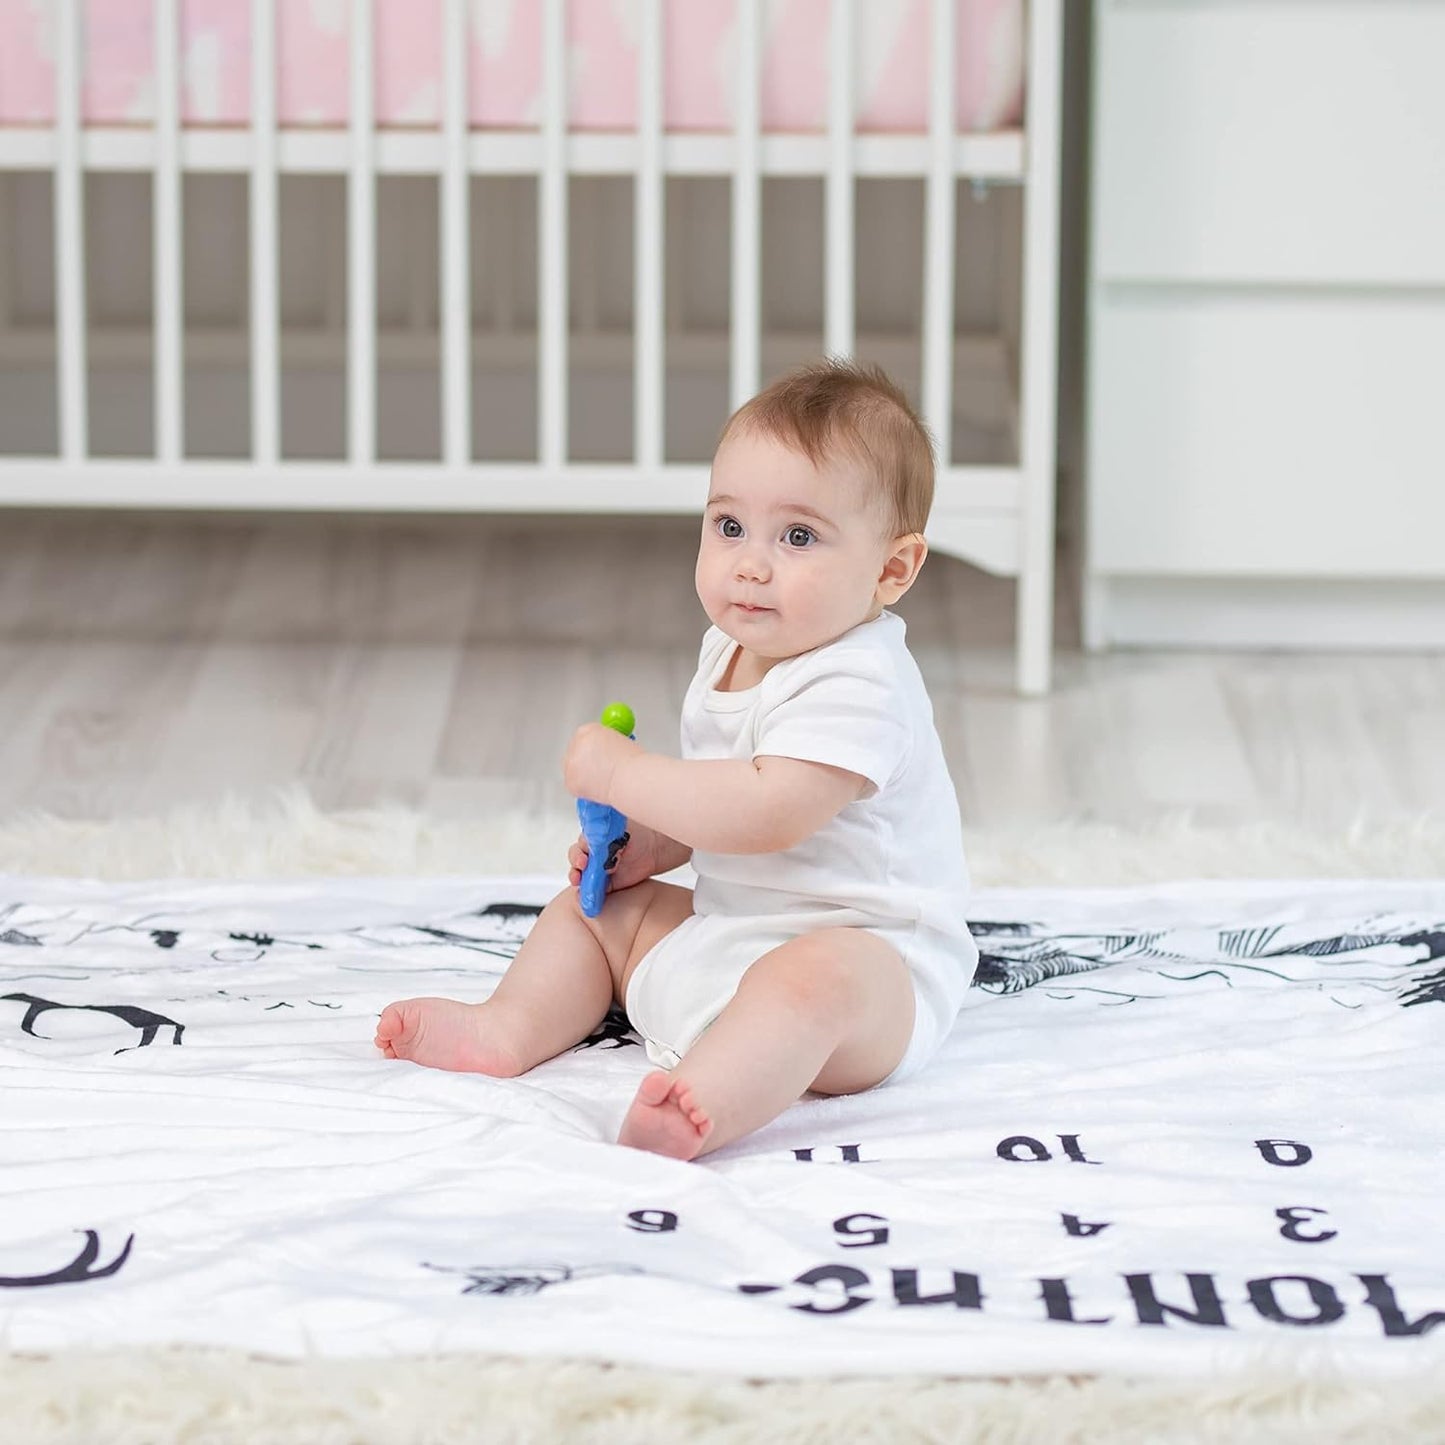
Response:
[0,0,1061,694]
[0,127,1027,181]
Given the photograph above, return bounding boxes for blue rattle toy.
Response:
[576,702,635,918]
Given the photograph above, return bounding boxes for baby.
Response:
[375,359,978,1160]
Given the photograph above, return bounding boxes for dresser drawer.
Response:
[1093,3,1445,285]
[1087,289,1445,576]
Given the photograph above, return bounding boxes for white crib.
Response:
[0,0,1062,693]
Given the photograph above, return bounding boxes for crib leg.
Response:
[1015,517,1055,697]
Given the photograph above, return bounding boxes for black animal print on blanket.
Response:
[0,1231,134,1289]
[969,916,1445,1007]
[2,992,184,1049]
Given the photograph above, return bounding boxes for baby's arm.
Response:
[565,725,864,854]
[625,755,863,853]
[631,824,695,873]
[567,819,692,892]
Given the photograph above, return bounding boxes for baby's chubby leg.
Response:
[375,881,693,1076]
[618,928,916,1161]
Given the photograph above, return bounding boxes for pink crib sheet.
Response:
[0,0,1024,134]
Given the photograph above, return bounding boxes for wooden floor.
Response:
[1,511,1441,830]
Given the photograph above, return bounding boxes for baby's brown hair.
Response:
[718,358,935,537]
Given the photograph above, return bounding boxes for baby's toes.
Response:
[675,1084,709,1129]
[636,1070,674,1108]
[375,1003,418,1050]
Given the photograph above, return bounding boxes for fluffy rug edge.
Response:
[1,1349,1443,1445]
[1,787,1442,885]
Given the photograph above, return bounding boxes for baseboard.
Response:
[1088,576,1445,650]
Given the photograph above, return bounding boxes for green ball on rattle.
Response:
[599,702,635,736]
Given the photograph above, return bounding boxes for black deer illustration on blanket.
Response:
[1,992,184,1050]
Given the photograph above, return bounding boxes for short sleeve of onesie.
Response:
[752,647,910,797]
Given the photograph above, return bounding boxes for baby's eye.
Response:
[784,525,816,549]
[717,516,744,540]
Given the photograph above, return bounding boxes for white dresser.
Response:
[1084,1,1445,649]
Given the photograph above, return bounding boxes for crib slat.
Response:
[539,0,568,468]
[348,0,376,465]
[154,0,182,464]
[250,0,279,465]
[1016,0,1063,696]
[825,0,855,361]
[634,0,664,470]
[442,0,472,467]
[0,181,9,329]
[730,0,762,408]
[922,0,957,466]
[54,0,87,461]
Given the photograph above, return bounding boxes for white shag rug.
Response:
[2,790,1444,1445]
[4,788,1444,889]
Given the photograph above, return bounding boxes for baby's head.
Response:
[697,359,933,663]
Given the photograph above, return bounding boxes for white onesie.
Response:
[624,610,978,1084]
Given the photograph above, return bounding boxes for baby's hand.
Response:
[568,822,661,896]
[563,721,635,805]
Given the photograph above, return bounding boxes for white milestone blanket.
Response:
[1,874,1442,1379]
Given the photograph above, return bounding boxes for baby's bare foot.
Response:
[617,1069,714,1160]
[374,998,528,1076]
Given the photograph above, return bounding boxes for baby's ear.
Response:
[876,533,927,603]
